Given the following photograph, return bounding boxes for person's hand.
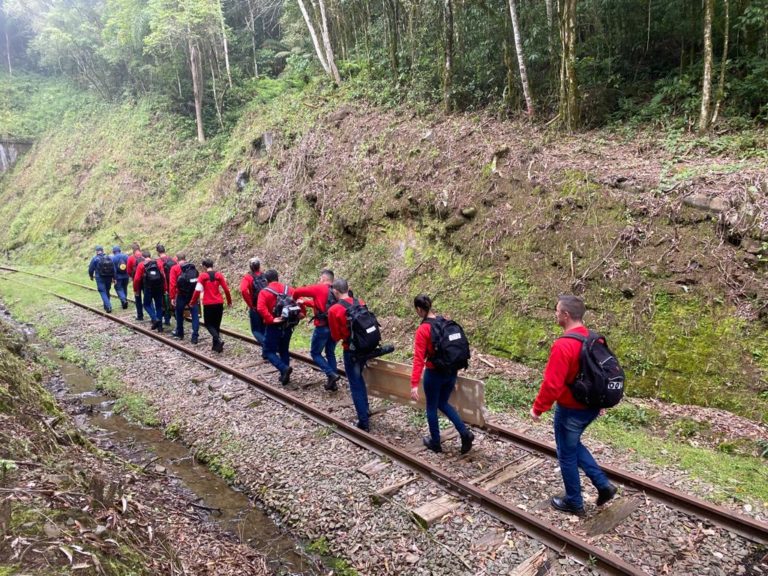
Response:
[529,407,541,422]
[599,408,606,417]
[410,387,420,402]
[273,317,284,324]
[171,299,176,307]
[90,277,94,282]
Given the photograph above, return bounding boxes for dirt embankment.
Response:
[0,310,271,575]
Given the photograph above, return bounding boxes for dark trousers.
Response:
[115,277,129,304]
[423,368,467,443]
[134,289,143,320]
[95,277,113,311]
[203,303,224,346]
[174,295,199,339]
[343,350,369,428]
[143,287,163,322]
[310,325,338,378]
[263,324,292,374]
[248,308,266,345]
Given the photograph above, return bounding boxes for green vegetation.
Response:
[307,537,360,576]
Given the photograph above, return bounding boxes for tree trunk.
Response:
[297,0,331,75]
[188,36,206,143]
[317,0,341,82]
[545,0,554,57]
[385,0,400,75]
[698,0,714,133]
[442,0,453,111]
[711,0,730,125]
[4,17,11,76]
[507,0,534,116]
[209,57,223,128]
[558,0,579,130]
[247,0,258,77]
[218,0,232,88]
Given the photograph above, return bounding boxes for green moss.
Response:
[484,377,538,413]
[113,394,160,427]
[164,421,183,440]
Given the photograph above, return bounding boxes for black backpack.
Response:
[427,316,471,373]
[97,254,114,278]
[251,273,268,300]
[161,257,175,287]
[340,298,381,355]
[314,285,337,323]
[266,286,301,328]
[143,259,165,291]
[559,331,625,409]
[176,263,198,299]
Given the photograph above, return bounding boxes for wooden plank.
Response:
[371,477,418,506]
[357,460,391,477]
[510,547,550,576]
[479,458,542,490]
[585,498,639,536]
[410,495,461,528]
[364,359,485,427]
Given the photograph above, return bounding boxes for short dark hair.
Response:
[176,252,186,261]
[332,278,349,293]
[131,242,141,251]
[558,295,586,321]
[201,258,214,269]
[156,243,166,254]
[320,269,334,281]
[414,293,432,313]
[264,269,278,283]
[249,258,261,272]
[141,250,151,258]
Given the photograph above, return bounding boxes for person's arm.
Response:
[410,323,430,390]
[257,290,275,324]
[88,257,96,280]
[239,276,254,309]
[132,262,143,294]
[531,343,570,417]
[189,279,203,307]
[219,273,232,306]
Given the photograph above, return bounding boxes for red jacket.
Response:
[240,273,264,310]
[168,262,185,301]
[411,320,437,388]
[190,270,232,307]
[133,258,167,294]
[158,254,177,289]
[328,296,365,351]
[126,250,142,277]
[293,283,334,326]
[532,326,589,415]
[256,282,302,324]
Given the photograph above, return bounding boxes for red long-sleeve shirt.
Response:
[168,263,181,300]
[126,251,142,277]
[411,320,437,388]
[132,258,167,294]
[532,326,589,415]
[328,296,365,351]
[239,273,264,310]
[190,270,232,307]
[293,283,334,326]
[256,282,300,324]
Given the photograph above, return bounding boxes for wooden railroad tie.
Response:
[510,547,550,576]
[585,497,638,536]
[357,459,391,478]
[370,477,418,506]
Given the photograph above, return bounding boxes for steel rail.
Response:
[0,275,647,576]
[485,422,768,545]
[3,264,767,545]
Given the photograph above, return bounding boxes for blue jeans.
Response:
[343,350,369,427]
[263,324,292,374]
[248,308,265,345]
[553,404,611,508]
[115,277,129,304]
[95,277,113,311]
[143,287,163,322]
[310,325,338,377]
[423,368,467,443]
[174,295,199,339]
[134,289,143,320]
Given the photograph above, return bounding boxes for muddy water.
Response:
[46,349,318,576]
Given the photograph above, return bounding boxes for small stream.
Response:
[43,346,318,576]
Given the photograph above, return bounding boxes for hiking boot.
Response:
[105,308,112,313]
[156,324,163,333]
[121,301,128,310]
[356,420,370,432]
[422,436,442,453]
[550,496,585,516]
[324,373,340,391]
[460,429,475,455]
[191,336,199,345]
[279,366,293,385]
[596,484,618,506]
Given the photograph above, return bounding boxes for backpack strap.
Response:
[265,287,279,297]
[558,333,587,343]
[208,271,216,282]
[339,299,352,310]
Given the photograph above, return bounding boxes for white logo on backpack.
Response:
[448,333,462,341]
[366,326,377,333]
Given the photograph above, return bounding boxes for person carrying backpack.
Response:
[88,245,115,313]
[111,246,129,310]
[256,269,304,384]
[156,244,176,327]
[328,278,374,432]
[126,243,144,321]
[530,295,620,516]
[293,269,340,391]
[239,258,267,345]
[169,253,199,344]
[133,250,167,331]
[190,258,232,352]
[410,294,474,455]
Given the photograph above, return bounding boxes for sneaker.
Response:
[324,373,340,391]
[191,336,199,345]
[216,341,225,353]
[105,308,112,313]
[279,366,293,385]
[460,429,474,455]
[596,484,618,506]
[356,421,370,433]
[121,301,128,310]
[171,331,183,340]
[551,496,585,516]
[422,436,442,453]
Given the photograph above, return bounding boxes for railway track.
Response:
[2,265,767,574]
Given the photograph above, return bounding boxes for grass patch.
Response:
[113,394,160,427]
[485,376,538,413]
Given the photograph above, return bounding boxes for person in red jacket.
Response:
[410,294,474,454]
[256,269,303,384]
[125,242,144,321]
[328,278,370,432]
[293,269,340,391]
[133,250,167,332]
[156,244,176,327]
[530,295,617,515]
[190,258,232,352]
[169,253,200,344]
[239,258,267,345]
